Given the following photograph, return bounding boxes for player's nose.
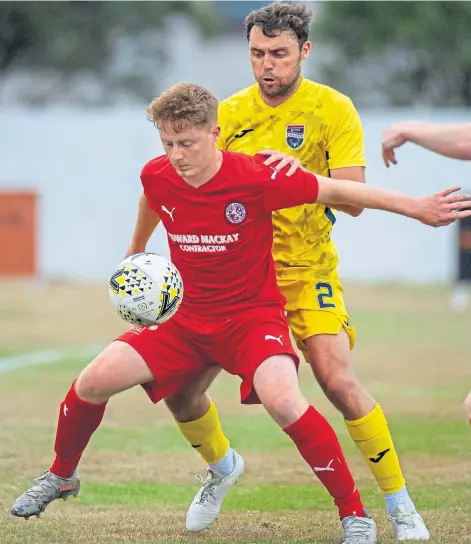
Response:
[171,148,184,161]
[262,57,275,71]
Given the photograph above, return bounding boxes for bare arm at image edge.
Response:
[125,193,161,258]
[382,122,471,166]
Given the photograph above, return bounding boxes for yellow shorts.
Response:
[278,276,356,361]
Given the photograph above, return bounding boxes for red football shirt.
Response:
[141,151,319,317]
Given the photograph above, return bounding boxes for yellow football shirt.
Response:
[218,78,366,283]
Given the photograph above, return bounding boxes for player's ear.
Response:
[300,41,311,62]
[211,124,220,142]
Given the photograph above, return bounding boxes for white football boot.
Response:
[388,503,430,540]
[342,515,377,543]
[186,450,244,532]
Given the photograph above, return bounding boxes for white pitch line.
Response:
[0,345,102,374]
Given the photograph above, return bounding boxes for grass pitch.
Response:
[0,281,470,543]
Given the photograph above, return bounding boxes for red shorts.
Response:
[117,305,299,405]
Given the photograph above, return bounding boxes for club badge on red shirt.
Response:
[225,202,247,225]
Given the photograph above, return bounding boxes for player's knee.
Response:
[262,391,308,428]
[308,341,358,411]
[256,375,309,427]
[164,391,187,418]
[75,359,112,404]
[164,391,210,422]
[254,355,308,427]
[319,372,359,411]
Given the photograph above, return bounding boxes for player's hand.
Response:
[381,124,407,167]
[124,245,146,259]
[258,149,301,177]
[415,186,471,227]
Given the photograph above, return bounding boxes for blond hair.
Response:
[146,83,218,133]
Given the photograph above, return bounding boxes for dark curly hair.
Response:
[245,2,312,49]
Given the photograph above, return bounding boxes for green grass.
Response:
[1,284,471,543]
[75,480,471,511]
[0,354,97,388]
[1,413,469,457]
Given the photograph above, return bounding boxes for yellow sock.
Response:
[175,400,229,464]
[345,404,406,494]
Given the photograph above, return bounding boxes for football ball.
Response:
[109,253,183,326]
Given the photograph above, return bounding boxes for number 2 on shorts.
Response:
[315,282,335,309]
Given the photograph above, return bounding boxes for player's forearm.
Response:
[316,176,419,219]
[331,203,363,217]
[304,166,364,217]
[399,121,471,160]
[126,193,161,257]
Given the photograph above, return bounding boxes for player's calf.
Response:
[11,470,80,519]
[253,355,374,523]
[11,341,155,521]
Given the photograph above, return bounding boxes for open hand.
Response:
[416,186,471,227]
[258,149,301,177]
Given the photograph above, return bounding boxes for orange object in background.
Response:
[0,192,37,276]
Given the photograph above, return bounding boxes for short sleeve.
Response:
[325,97,366,170]
[140,161,162,214]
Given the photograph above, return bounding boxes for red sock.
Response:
[284,405,366,519]
[50,380,107,478]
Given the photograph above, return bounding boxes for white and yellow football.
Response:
[109,253,183,326]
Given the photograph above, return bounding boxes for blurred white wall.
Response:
[157,16,255,101]
[335,109,471,284]
[1,106,469,283]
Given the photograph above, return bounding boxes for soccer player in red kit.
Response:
[11,84,471,544]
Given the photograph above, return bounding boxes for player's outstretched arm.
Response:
[382,121,471,166]
[259,150,365,217]
[125,193,161,257]
[316,175,471,227]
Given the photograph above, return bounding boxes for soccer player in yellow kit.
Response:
[154,2,430,540]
